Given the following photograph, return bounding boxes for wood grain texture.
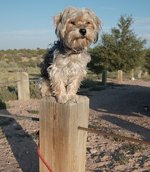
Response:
[39,96,89,172]
[17,72,30,100]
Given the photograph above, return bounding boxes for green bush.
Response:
[0,99,6,109]
[0,81,41,102]
[0,86,17,101]
[30,80,41,99]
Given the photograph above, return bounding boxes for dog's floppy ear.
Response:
[95,16,101,29]
[53,13,62,27]
[53,13,63,38]
[94,17,101,43]
[94,32,99,43]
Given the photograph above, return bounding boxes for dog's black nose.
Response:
[79,28,86,36]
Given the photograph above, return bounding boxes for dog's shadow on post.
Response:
[0,108,39,172]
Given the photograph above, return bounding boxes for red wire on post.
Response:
[37,146,54,172]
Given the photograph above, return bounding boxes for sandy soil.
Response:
[0,80,150,172]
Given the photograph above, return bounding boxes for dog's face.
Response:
[54,7,101,50]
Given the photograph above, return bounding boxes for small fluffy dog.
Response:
[40,7,100,103]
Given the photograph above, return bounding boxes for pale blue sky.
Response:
[0,0,150,49]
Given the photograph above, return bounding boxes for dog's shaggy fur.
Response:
[40,7,100,103]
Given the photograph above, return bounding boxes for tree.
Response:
[89,15,146,74]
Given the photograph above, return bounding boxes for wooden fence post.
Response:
[131,69,135,80]
[102,70,107,86]
[17,72,30,100]
[137,70,142,79]
[39,96,89,172]
[117,70,123,83]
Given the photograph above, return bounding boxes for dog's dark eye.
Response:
[86,21,90,25]
[70,21,75,25]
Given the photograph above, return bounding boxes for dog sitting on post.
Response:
[39,7,100,103]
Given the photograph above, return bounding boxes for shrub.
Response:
[0,81,41,102]
[0,99,6,109]
[29,80,41,99]
[0,86,17,101]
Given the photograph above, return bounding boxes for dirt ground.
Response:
[0,80,150,172]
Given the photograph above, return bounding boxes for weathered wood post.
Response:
[137,70,142,79]
[117,70,123,83]
[131,69,135,80]
[39,96,89,172]
[102,70,107,86]
[17,72,30,100]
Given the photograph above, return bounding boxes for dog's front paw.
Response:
[57,95,68,104]
[38,78,51,97]
[68,95,79,103]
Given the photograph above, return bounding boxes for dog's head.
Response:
[54,7,101,50]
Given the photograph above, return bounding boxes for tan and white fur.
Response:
[40,7,100,103]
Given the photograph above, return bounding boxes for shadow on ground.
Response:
[0,103,39,172]
[88,83,150,141]
[89,84,150,117]
[101,115,150,141]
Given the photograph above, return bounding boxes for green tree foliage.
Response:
[89,15,146,74]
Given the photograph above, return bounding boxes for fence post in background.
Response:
[137,70,142,79]
[39,96,89,172]
[131,69,135,80]
[143,71,148,78]
[117,70,123,83]
[102,70,107,86]
[17,72,30,100]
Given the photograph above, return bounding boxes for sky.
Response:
[0,0,150,50]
